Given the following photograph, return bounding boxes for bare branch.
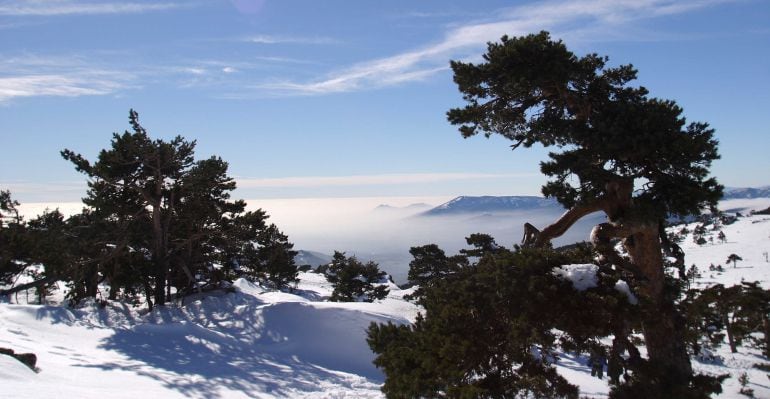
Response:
[523,200,607,248]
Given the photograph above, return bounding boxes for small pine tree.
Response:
[406,243,468,301]
[324,252,388,302]
[717,231,727,243]
[256,224,299,289]
[738,372,754,397]
[727,254,743,268]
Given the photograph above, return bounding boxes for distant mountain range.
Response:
[294,250,333,268]
[369,187,770,220]
[420,196,559,216]
[373,203,432,212]
[723,186,770,199]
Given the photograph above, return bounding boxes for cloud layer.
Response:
[258,0,737,95]
[235,173,524,189]
[0,1,185,16]
[0,0,738,101]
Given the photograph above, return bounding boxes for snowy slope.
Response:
[674,213,770,398]
[1,207,769,398]
[0,274,416,399]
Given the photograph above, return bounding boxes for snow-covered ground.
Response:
[2,200,769,398]
[0,274,417,398]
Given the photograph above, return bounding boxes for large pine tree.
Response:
[447,31,722,392]
[61,110,297,307]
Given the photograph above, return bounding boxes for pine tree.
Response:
[447,31,721,393]
[736,282,770,357]
[368,243,630,398]
[726,253,743,268]
[324,252,388,302]
[60,110,290,308]
[405,243,467,301]
[0,190,29,287]
[255,223,299,289]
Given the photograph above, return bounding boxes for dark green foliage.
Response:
[610,364,726,399]
[0,190,29,286]
[252,223,299,289]
[446,31,725,393]
[682,288,729,355]
[368,243,637,398]
[459,233,501,257]
[726,253,743,268]
[736,282,770,357]
[324,252,388,302]
[405,243,467,301]
[447,30,721,221]
[684,282,770,356]
[54,110,297,307]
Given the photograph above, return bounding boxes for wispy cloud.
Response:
[235,173,530,189]
[0,1,186,16]
[0,55,133,102]
[0,75,122,101]
[244,34,338,45]
[259,0,738,96]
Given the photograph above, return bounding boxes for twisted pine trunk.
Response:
[624,225,693,380]
[523,181,693,385]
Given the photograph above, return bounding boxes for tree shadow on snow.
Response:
[75,292,386,398]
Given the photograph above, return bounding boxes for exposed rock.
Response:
[0,347,37,371]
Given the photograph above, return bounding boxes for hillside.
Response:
[0,274,419,398]
[723,186,770,199]
[420,195,558,216]
[2,208,770,398]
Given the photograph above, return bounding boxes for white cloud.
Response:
[0,1,186,16]
[235,172,530,189]
[0,74,124,101]
[244,34,338,45]
[261,0,739,95]
[0,55,132,102]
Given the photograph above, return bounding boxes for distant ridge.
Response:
[374,203,431,210]
[421,196,559,216]
[295,250,332,268]
[723,186,770,199]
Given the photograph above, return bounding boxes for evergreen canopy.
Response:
[447,31,722,219]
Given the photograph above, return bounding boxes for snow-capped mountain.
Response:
[723,185,770,199]
[420,196,559,216]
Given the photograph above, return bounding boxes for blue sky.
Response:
[1,0,769,205]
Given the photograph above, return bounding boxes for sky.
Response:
[1,0,769,209]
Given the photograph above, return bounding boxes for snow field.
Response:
[2,199,769,398]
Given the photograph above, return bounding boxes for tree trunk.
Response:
[723,314,737,353]
[525,179,694,385]
[762,315,770,357]
[150,198,167,307]
[625,225,693,380]
[0,275,58,297]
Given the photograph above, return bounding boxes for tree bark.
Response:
[723,314,737,353]
[625,225,693,380]
[525,183,693,384]
[762,314,770,357]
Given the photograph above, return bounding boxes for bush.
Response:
[324,252,389,302]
